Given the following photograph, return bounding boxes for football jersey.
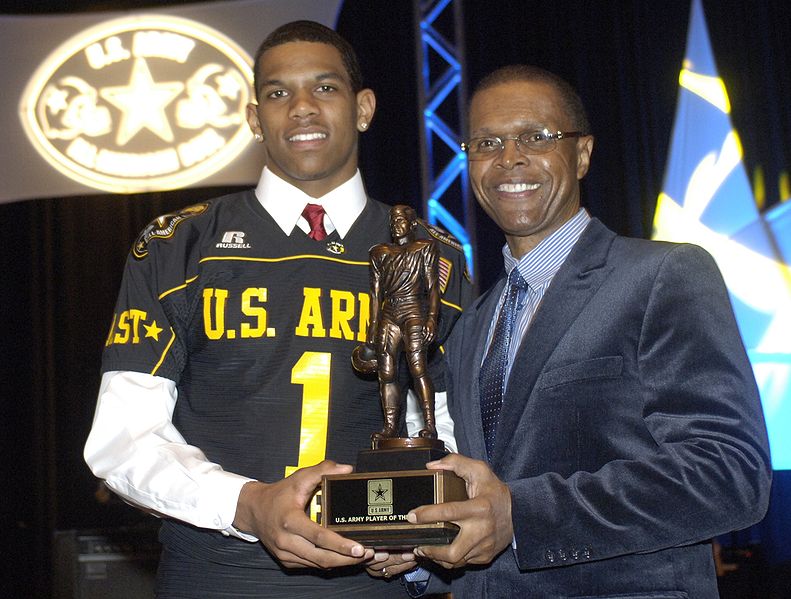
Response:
[101,190,472,594]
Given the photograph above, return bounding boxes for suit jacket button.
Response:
[558,549,567,561]
[570,549,579,560]
[582,546,592,559]
[545,550,555,563]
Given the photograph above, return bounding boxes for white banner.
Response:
[1,0,342,203]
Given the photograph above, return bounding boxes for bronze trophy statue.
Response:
[321,205,466,549]
[353,204,440,444]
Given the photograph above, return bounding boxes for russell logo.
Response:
[217,230,251,249]
[19,15,254,194]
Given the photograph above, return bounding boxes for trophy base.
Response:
[357,437,447,473]
[335,522,461,548]
[321,441,467,550]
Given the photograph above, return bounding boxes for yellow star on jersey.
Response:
[144,320,163,341]
[100,57,184,146]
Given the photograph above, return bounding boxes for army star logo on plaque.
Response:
[19,15,253,194]
[367,479,393,516]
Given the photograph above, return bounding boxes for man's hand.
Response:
[233,460,374,569]
[408,454,513,569]
[365,550,417,579]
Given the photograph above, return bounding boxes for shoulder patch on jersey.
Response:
[133,203,210,260]
[417,219,463,252]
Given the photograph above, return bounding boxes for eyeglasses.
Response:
[461,129,584,160]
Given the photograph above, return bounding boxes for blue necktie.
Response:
[479,269,527,458]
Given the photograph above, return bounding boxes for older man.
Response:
[405,65,771,598]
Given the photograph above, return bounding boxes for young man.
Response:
[405,65,771,597]
[84,21,471,598]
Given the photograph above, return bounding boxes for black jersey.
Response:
[101,190,472,596]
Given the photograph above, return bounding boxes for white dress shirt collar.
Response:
[254,166,367,239]
[503,208,591,288]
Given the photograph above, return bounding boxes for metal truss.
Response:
[413,0,475,279]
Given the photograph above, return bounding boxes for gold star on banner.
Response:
[144,320,163,341]
[100,58,184,146]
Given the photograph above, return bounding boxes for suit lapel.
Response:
[490,219,616,468]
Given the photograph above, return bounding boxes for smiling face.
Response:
[468,79,593,258]
[246,41,375,198]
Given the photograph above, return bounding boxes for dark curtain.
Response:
[1,1,789,596]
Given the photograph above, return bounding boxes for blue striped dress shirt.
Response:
[404,210,592,598]
[483,209,591,391]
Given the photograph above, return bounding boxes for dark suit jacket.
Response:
[440,219,771,598]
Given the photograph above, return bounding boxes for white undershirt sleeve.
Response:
[406,389,457,453]
[84,370,256,540]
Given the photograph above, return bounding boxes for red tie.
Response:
[302,203,327,241]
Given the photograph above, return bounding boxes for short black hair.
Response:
[252,20,364,99]
[473,65,591,134]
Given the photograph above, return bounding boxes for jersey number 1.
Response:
[286,352,331,521]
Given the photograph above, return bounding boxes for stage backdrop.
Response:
[653,0,791,471]
[0,0,342,202]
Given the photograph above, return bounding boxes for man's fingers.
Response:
[408,498,482,526]
[384,560,417,577]
[285,513,369,559]
[271,519,374,568]
[312,459,354,476]
[426,453,487,479]
[414,540,475,570]
[425,454,500,500]
[407,502,446,526]
[308,523,370,558]
[277,534,371,569]
[240,464,375,570]
[409,481,513,570]
[366,551,391,568]
[274,549,323,569]
[287,460,354,506]
[268,506,371,569]
[365,553,417,578]
[415,521,491,569]
[365,551,414,567]
[292,460,353,487]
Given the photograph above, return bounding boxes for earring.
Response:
[359,122,368,130]
[254,133,264,142]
